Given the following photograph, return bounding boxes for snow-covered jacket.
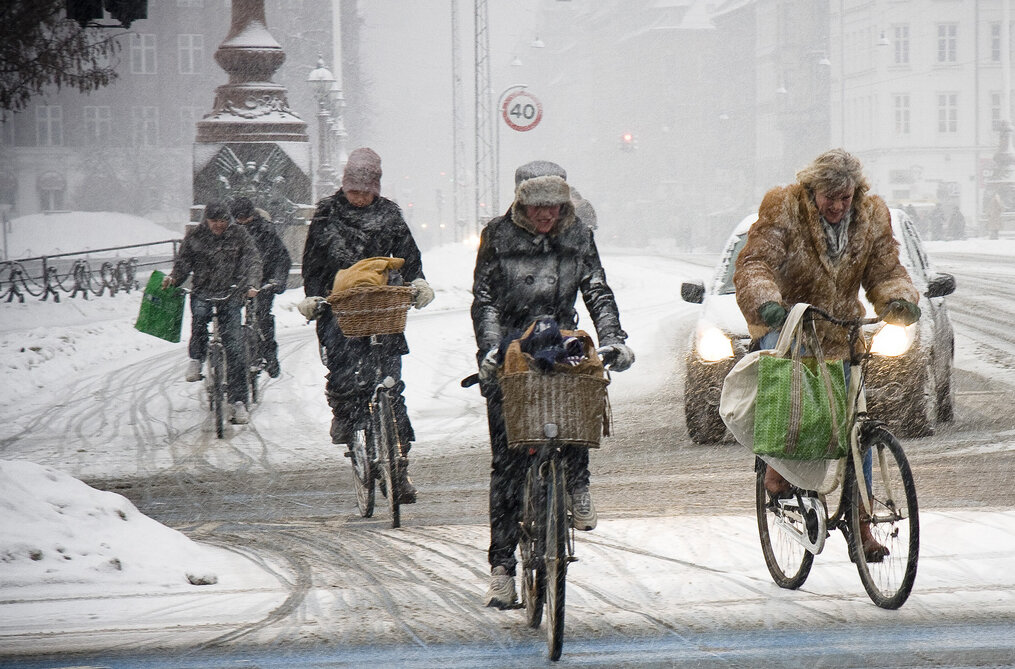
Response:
[169,220,262,300]
[242,212,291,290]
[471,201,627,357]
[733,183,918,358]
[302,190,425,299]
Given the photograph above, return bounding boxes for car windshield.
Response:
[716,233,748,295]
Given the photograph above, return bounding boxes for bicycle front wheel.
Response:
[349,428,374,518]
[545,456,567,662]
[520,458,546,629]
[209,348,225,439]
[373,392,401,528]
[755,458,814,589]
[849,426,919,609]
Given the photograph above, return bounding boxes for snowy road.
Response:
[2,244,1015,666]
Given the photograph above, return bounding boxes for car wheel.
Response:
[936,353,954,423]
[684,384,727,444]
[900,357,935,438]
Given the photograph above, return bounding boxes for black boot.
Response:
[397,466,417,504]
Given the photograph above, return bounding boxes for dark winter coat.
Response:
[733,183,918,359]
[302,190,425,298]
[241,212,291,290]
[169,220,262,299]
[471,200,626,357]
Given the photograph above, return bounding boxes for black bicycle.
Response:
[179,288,236,439]
[242,282,277,405]
[756,305,919,609]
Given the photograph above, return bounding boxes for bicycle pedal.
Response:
[343,450,352,458]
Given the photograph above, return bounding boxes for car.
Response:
[680,208,957,443]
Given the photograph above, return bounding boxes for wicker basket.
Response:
[327,285,413,336]
[500,371,610,449]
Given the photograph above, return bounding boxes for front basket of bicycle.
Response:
[500,371,610,449]
[327,285,414,336]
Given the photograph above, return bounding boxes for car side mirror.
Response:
[681,280,705,304]
[925,272,956,299]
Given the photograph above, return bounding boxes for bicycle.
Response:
[243,282,278,405]
[327,283,416,528]
[755,304,919,609]
[492,337,612,662]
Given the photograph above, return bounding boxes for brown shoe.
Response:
[765,466,791,496]
[858,517,890,562]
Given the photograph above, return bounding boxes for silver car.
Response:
[680,208,956,443]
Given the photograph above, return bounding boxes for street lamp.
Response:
[329,80,349,172]
[308,57,337,199]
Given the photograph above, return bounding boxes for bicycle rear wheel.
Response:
[209,348,225,439]
[373,392,401,528]
[245,325,260,404]
[349,428,374,517]
[755,458,814,589]
[545,456,567,662]
[520,458,546,629]
[848,426,919,609]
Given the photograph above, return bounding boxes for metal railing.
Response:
[0,239,181,303]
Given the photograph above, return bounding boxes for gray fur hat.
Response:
[515,175,571,207]
[514,160,567,186]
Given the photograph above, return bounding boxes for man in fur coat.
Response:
[471,162,634,608]
[733,148,920,561]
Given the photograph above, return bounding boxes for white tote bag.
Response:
[718,303,835,491]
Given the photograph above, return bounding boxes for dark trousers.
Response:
[317,314,414,450]
[484,381,589,576]
[252,292,278,363]
[189,296,248,404]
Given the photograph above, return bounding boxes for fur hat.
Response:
[514,160,567,187]
[342,147,382,195]
[229,196,256,220]
[515,175,571,207]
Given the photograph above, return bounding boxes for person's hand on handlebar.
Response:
[880,298,921,326]
[246,286,259,299]
[596,343,635,372]
[478,348,500,382]
[161,275,175,290]
[298,296,329,321]
[410,278,435,309]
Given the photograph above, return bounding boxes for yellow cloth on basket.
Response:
[331,257,405,295]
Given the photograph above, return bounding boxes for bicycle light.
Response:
[696,326,734,361]
[870,323,915,357]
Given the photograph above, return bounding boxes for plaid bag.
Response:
[135,270,185,343]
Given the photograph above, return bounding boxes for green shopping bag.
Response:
[135,270,185,343]
[753,354,849,460]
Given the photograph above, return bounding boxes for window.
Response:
[893,25,909,65]
[131,106,159,146]
[992,23,1002,62]
[992,91,1002,130]
[179,106,200,142]
[937,93,957,133]
[130,33,157,74]
[83,106,112,144]
[893,94,910,134]
[36,105,63,146]
[178,34,203,74]
[936,24,957,63]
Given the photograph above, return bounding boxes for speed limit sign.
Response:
[502,90,543,132]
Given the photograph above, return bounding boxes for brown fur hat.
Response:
[515,175,571,207]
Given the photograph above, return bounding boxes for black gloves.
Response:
[881,299,921,326]
[759,301,787,329]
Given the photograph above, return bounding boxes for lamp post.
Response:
[329,80,349,173]
[307,57,337,200]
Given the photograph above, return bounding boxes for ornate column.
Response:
[192,0,312,254]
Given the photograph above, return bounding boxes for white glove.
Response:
[478,348,500,383]
[410,278,435,309]
[596,343,635,372]
[298,296,327,321]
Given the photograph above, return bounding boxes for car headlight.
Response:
[696,326,734,361]
[869,323,915,357]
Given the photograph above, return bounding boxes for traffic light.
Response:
[620,131,637,152]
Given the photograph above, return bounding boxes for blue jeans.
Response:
[757,330,872,488]
[189,296,248,404]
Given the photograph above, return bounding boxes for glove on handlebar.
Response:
[881,298,921,326]
[759,301,788,329]
[596,343,635,372]
[298,296,328,321]
[410,278,435,309]
[478,348,500,383]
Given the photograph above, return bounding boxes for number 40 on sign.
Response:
[502,90,543,132]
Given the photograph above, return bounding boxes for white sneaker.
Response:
[569,486,598,531]
[484,566,517,609]
[230,402,249,424]
[185,359,202,382]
